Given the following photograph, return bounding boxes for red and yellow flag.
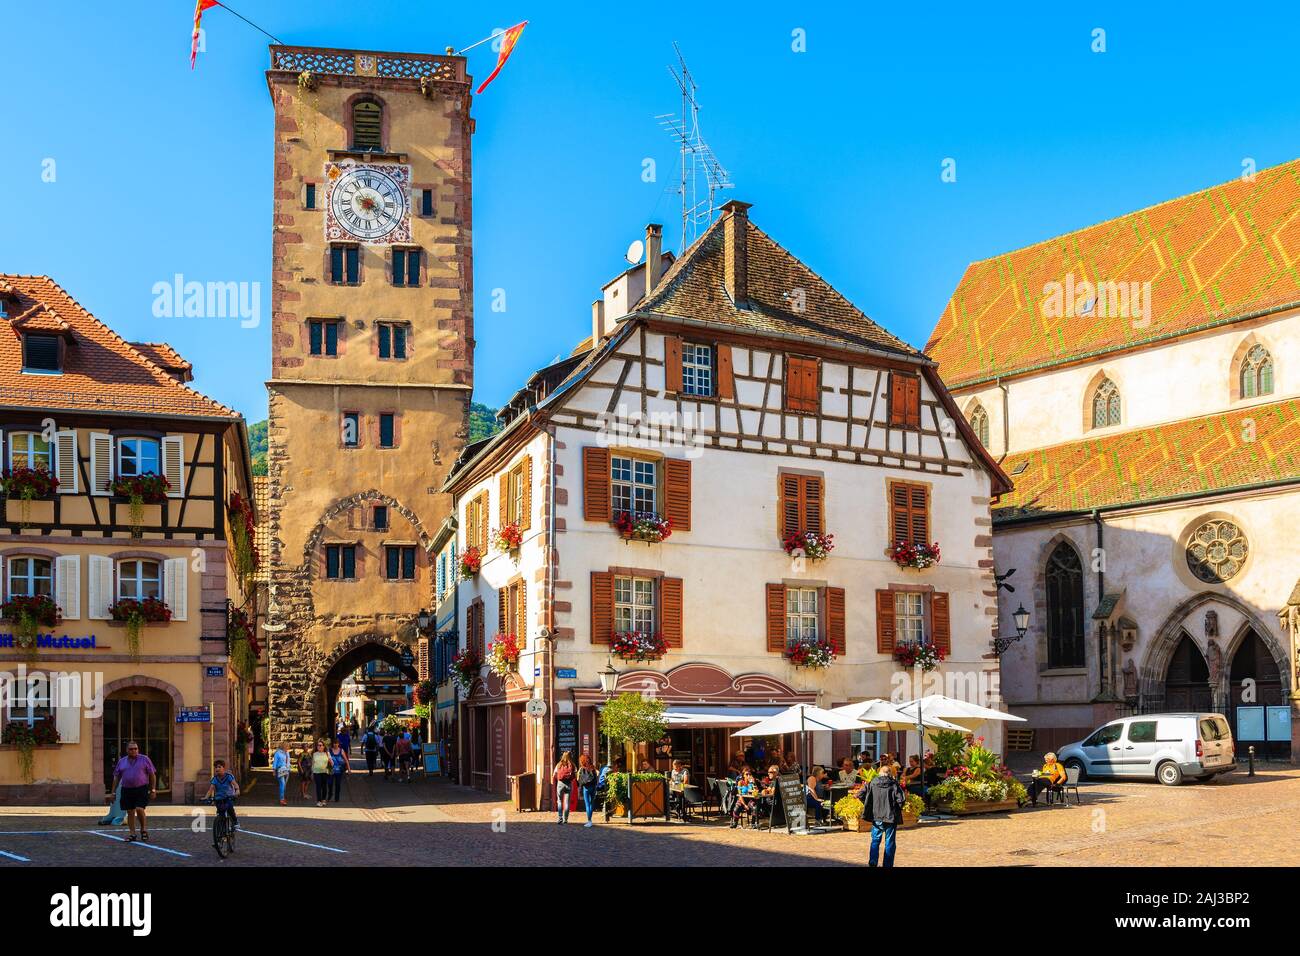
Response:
[191,0,221,69]
[475,21,527,95]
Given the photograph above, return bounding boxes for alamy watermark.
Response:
[152,274,260,328]
[1042,272,1152,328]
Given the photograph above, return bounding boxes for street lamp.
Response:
[416,608,432,634]
[599,655,618,767]
[994,604,1032,655]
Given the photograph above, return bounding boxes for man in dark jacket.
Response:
[866,764,905,867]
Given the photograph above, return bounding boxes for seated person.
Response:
[804,774,828,824]
[668,760,690,818]
[900,755,923,792]
[730,770,759,828]
[836,757,856,784]
[1027,752,1067,807]
[922,754,943,788]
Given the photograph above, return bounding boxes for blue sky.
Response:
[3,2,1299,421]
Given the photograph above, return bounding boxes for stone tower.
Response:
[263,46,473,743]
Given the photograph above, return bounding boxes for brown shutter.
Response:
[664,335,683,392]
[906,376,921,427]
[591,571,614,645]
[766,583,787,652]
[499,471,509,527]
[786,356,818,412]
[517,579,528,637]
[826,586,846,656]
[661,577,683,648]
[583,446,611,522]
[876,589,896,654]
[664,458,691,532]
[477,602,486,657]
[520,456,533,531]
[911,484,929,543]
[498,586,508,635]
[417,638,430,681]
[477,492,489,554]
[804,476,824,535]
[889,373,906,425]
[931,591,950,655]
[779,474,802,540]
[716,344,735,399]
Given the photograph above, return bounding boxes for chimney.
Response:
[721,200,752,308]
[591,298,606,346]
[645,223,664,294]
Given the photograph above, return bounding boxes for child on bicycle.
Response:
[203,759,241,829]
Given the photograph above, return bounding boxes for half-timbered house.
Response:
[445,203,1011,803]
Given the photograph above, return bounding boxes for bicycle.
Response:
[201,796,237,859]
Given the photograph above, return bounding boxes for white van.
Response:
[1057,713,1236,786]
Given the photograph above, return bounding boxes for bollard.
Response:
[1248,745,1255,777]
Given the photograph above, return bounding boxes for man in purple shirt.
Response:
[111,741,157,842]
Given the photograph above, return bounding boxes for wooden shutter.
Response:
[591,571,614,644]
[89,432,113,495]
[161,435,185,497]
[804,476,824,534]
[164,557,189,621]
[664,335,683,392]
[785,356,819,412]
[931,592,951,655]
[498,586,509,635]
[417,638,430,681]
[53,430,78,494]
[499,471,509,526]
[583,447,611,521]
[54,672,82,744]
[779,474,823,539]
[890,373,921,427]
[477,492,489,554]
[88,554,113,620]
[779,474,802,540]
[660,577,683,648]
[875,589,896,654]
[663,458,691,532]
[517,579,527,637]
[826,586,846,656]
[520,456,533,531]
[890,482,930,545]
[905,376,921,427]
[716,344,735,399]
[766,583,787,652]
[54,555,80,620]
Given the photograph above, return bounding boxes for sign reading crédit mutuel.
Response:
[0,632,106,650]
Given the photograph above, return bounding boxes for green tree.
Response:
[247,419,268,476]
[598,693,667,772]
[469,402,502,442]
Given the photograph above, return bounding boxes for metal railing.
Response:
[270,45,465,83]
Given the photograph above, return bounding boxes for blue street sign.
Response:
[176,707,211,724]
[206,666,225,678]
[556,668,577,679]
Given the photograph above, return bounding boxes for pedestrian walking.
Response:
[349,716,359,741]
[311,739,332,807]
[110,741,157,842]
[329,739,350,802]
[271,741,291,805]
[552,751,576,824]
[866,762,905,868]
[362,727,379,776]
[298,746,313,800]
[395,733,413,782]
[338,725,352,756]
[576,753,599,827]
[381,727,398,780]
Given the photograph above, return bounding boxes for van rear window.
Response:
[1200,718,1230,740]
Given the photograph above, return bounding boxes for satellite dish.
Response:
[625,239,645,264]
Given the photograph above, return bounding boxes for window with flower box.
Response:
[8,432,51,471]
[889,481,930,545]
[498,578,526,637]
[590,570,682,648]
[894,591,924,644]
[778,473,824,540]
[8,556,52,598]
[117,559,161,601]
[465,491,489,556]
[874,588,949,655]
[615,576,655,634]
[118,438,160,479]
[612,456,656,516]
[765,583,845,655]
[4,673,52,728]
[498,456,532,530]
[785,587,819,646]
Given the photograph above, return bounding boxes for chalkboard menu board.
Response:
[778,773,808,834]
[556,714,579,759]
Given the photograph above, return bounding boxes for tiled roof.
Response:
[640,215,921,357]
[993,398,1300,522]
[252,475,270,582]
[926,159,1300,388]
[130,342,193,378]
[0,275,238,419]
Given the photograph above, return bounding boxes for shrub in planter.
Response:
[613,510,672,544]
[1,465,58,527]
[929,736,1027,811]
[228,492,259,594]
[413,680,437,706]
[833,794,866,829]
[783,530,834,561]
[787,637,835,669]
[109,473,171,536]
[1,594,61,663]
[893,641,945,672]
[611,630,666,663]
[227,606,260,681]
[450,648,481,693]
[108,596,172,663]
[604,771,667,814]
[2,720,59,783]
[459,547,483,580]
[886,539,941,570]
[487,633,523,677]
[492,522,523,553]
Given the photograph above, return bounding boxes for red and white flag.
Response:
[191,0,221,69]
[475,21,527,94]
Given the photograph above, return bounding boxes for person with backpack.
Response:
[362,727,380,776]
[271,741,291,805]
[328,738,350,803]
[552,751,576,824]
[576,753,599,827]
[866,762,905,867]
[381,727,398,781]
[395,734,413,782]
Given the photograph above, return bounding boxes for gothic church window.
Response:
[1090,378,1121,429]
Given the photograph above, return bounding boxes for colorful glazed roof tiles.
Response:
[926,159,1300,388]
[993,398,1300,521]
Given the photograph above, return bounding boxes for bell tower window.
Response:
[351,100,384,151]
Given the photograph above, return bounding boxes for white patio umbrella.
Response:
[895,695,1026,732]
[829,699,967,733]
[731,704,862,776]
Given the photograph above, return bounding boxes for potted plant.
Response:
[486,633,523,677]
[928,736,1027,814]
[492,522,523,554]
[228,492,259,595]
[450,648,481,693]
[1,720,59,784]
[107,596,172,662]
[611,630,666,663]
[227,606,259,681]
[834,793,867,831]
[787,637,835,669]
[893,641,945,672]
[901,792,925,828]
[109,473,171,537]
[598,692,668,820]
[1,465,58,528]
[887,539,941,570]
[413,679,436,706]
[459,546,482,580]
[783,530,834,561]
[613,510,672,544]
[0,593,60,663]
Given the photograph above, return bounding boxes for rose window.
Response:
[1186,519,1248,583]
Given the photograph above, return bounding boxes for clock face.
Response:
[325,163,411,244]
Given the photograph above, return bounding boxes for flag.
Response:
[474,21,527,95]
[191,0,221,69]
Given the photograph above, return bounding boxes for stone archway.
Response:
[93,676,187,805]
[307,632,420,740]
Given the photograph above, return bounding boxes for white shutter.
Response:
[164,557,189,621]
[54,555,80,620]
[53,430,78,494]
[54,672,82,744]
[161,435,185,498]
[88,554,114,620]
[89,433,113,496]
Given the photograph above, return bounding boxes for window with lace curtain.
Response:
[1090,378,1121,428]
[1240,345,1273,399]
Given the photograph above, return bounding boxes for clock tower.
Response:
[263,46,474,744]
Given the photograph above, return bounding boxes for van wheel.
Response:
[1156,761,1183,786]
[1063,758,1086,781]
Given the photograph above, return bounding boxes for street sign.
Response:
[205,666,225,678]
[556,668,577,679]
[526,699,547,719]
[176,707,211,724]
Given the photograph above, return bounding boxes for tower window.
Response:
[309,320,339,357]
[379,413,396,449]
[385,545,416,581]
[392,249,421,287]
[377,323,407,360]
[326,544,357,580]
[305,183,317,210]
[420,189,434,217]
[341,412,360,448]
[330,245,360,285]
[22,334,61,373]
[372,505,389,531]
[351,100,384,151]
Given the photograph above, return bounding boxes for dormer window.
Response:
[22,333,61,373]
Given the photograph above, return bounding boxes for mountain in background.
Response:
[246,403,500,476]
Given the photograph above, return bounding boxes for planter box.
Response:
[629,779,666,819]
[842,813,920,832]
[939,798,1019,816]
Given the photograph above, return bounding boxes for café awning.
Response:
[663,706,787,729]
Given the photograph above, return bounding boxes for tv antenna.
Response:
[657,42,734,253]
